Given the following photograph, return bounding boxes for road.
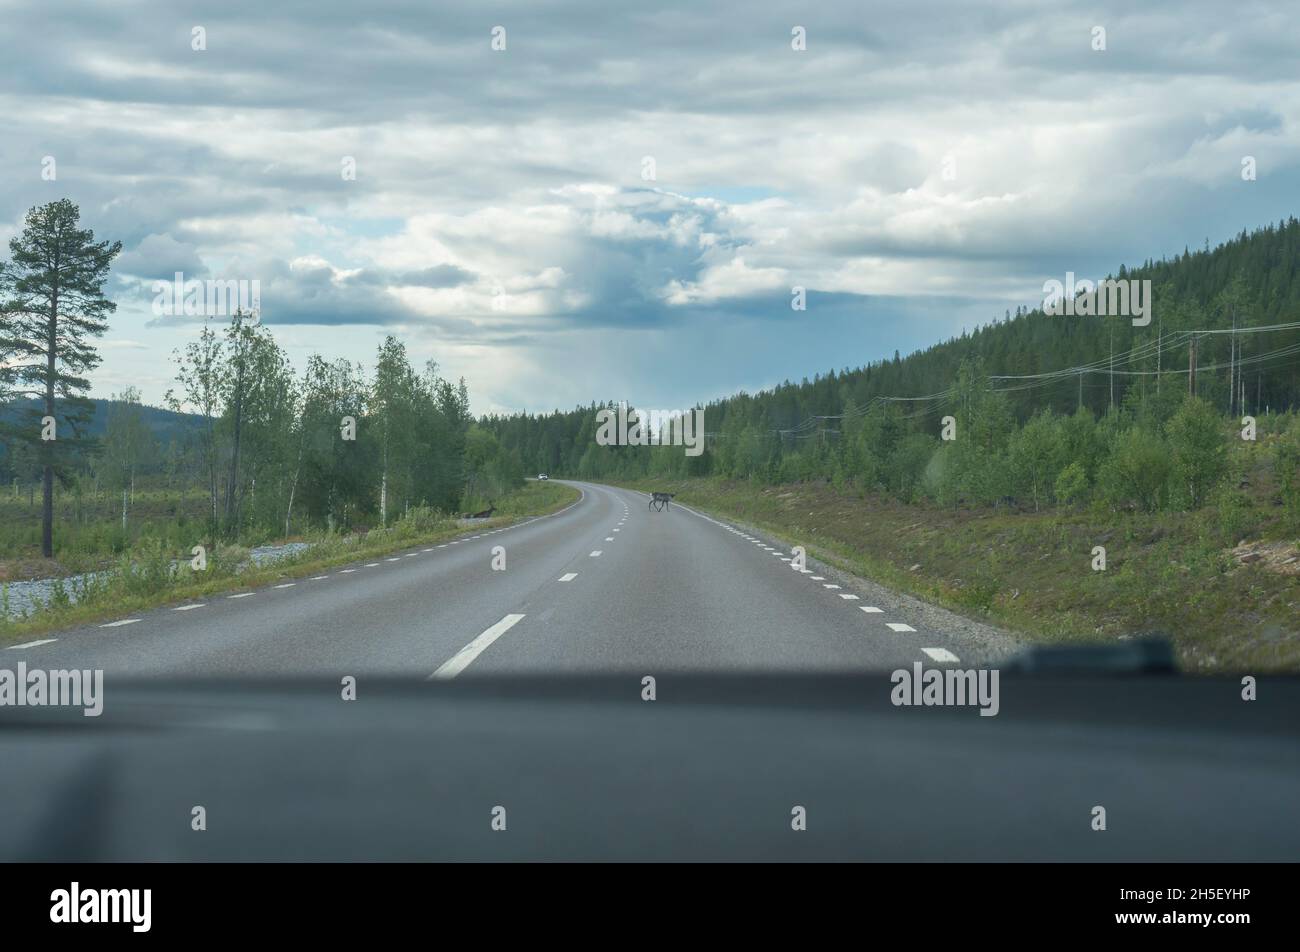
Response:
[5,481,1006,676]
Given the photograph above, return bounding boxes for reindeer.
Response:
[461,501,497,519]
[649,492,675,511]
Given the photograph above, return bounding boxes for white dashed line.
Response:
[590,551,602,557]
[340,569,356,574]
[385,558,401,562]
[922,647,959,662]
[558,573,578,582]
[887,623,916,632]
[860,606,883,613]
[6,639,57,649]
[173,603,206,611]
[839,593,859,600]
[228,593,255,599]
[431,613,526,680]
[605,537,614,541]
[100,619,140,627]
[310,576,328,581]
[274,583,296,589]
[823,584,841,590]
[810,576,825,581]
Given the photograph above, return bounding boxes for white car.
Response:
[537,473,549,480]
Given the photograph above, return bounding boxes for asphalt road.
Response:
[5,481,1003,677]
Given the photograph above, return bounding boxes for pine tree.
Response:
[0,199,121,557]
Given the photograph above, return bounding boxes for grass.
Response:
[614,476,1300,672]
[0,480,579,642]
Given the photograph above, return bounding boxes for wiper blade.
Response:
[1006,636,1176,675]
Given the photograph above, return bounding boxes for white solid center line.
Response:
[923,647,959,662]
[6,638,57,649]
[228,593,255,599]
[887,623,917,632]
[173,603,206,611]
[430,613,527,680]
[100,618,141,627]
[558,572,578,582]
[590,551,602,557]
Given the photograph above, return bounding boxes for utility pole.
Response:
[1109,322,1115,411]
[1228,300,1237,415]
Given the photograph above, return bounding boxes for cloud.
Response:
[0,0,1296,411]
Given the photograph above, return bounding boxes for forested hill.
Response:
[484,216,1300,479]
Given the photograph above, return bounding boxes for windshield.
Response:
[0,0,1298,883]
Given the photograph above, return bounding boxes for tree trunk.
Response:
[42,267,58,559]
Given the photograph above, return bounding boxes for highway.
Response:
[5,481,1013,677]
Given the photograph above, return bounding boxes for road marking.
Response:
[558,573,578,582]
[438,544,447,548]
[922,647,959,662]
[6,639,56,649]
[780,557,792,562]
[613,528,620,532]
[100,618,140,627]
[173,603,206,611]
[431,613,526,680]
[605,537,614,541]
[423,549,433,553]
[590,551,602,557]
[405,553,419,558]
[228,593,255,599]
[385,558,401,562]
[340,568,356,573]
[887,623,916,632]
[274,583,296,589]
[310,576,328,581]
[365,563,379,567]
[860,606,883,613]
[810,575,825,580]
[839,593,859,600]
[823,584,841,589]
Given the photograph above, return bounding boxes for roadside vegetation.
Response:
[0,479,577,641]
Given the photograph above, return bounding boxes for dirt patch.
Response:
[1232,540,1300,576]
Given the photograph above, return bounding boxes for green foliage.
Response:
[1098,429,1170,512]
[1053,460,1090,507]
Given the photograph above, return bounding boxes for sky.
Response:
[1,0,1296,415]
